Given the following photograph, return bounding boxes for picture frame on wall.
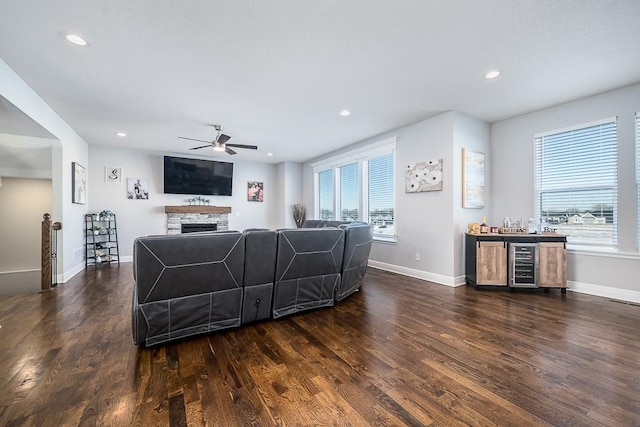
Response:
[72,162,86,204]
[247,181,264,202]
[127,178,149,200]
[462,148,485,208]
[105,166,122,183]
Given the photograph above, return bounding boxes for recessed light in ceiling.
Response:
[115,132,127,137]
[267,152,274,156]
[485,70,500,79]
[65,34,88,46]
[340,110,351,116]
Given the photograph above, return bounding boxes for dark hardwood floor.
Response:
[1,264,639,426]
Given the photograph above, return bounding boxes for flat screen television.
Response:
[163,156,233,196]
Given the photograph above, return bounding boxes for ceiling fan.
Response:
[178,124,258,155]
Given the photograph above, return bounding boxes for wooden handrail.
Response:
[41,213,52,291]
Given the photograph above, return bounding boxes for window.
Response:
[534,118,618,249]
[339,163,359,221]
[367,153,395,237]
[318,169,334,220]
[313,137,396,240]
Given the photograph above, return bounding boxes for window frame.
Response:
[312,137,396,241]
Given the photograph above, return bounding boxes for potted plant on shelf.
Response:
[99,209,114,221]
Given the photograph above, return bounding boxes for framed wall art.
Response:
[462,148,485,208]
[247,181,264,202]
[127,178,149,200]
[405,159,443,193]
[105,166,122,183]
[72,162,86,204]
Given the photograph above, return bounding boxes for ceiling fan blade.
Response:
[217,134,231,144]
[225,147,237,155]
[179,136,212,144]
[226,143,258,150]
[189,145,212,150]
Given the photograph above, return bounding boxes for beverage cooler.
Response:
[508,243,538,287]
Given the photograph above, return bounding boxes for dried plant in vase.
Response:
[291,203,306,228]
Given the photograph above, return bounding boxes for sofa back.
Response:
[242,229,277,324]
[132,231,245,346]
[272,228,345,318]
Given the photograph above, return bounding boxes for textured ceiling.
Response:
[1,1,639,163]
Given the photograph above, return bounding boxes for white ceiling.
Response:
[1,1,639,164]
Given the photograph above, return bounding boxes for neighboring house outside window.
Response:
[534,118,618,249]
[313,137,396,241]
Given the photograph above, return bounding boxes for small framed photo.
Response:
[247,181,264,202]
[127,178,149,200]
[105,166,122,183]
[72,162,86,204]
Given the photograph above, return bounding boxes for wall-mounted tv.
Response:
[163,156,233,196]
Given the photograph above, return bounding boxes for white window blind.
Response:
[368,153,395,237]
[339,163,359,221]
[318,169,334,220]
[534,118,618,248]
[636,112,640,251]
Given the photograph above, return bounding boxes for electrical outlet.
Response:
[414,253,420,262]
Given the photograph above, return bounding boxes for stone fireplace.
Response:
[165,206,231,235]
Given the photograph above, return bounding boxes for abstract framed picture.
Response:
[72,162,86,204]
[462,148,485,208]
[247,181,264,202]
[405,159,443,193]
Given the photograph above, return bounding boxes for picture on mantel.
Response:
[127,178,149,200]
[405,159,443,193]
[247,181,264,202]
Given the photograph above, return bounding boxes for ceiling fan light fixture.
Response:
[212,143,226,152]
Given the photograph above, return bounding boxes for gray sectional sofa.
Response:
[132,222,373,346]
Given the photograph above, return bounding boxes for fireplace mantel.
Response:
[165,206,231,214]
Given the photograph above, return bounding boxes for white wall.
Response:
[87,145,280,258]
[0,178,52,294]
[303,111,490,285]
[452,112,491,277]
[277,162,303,228]
[491,83,640,301]
[0,59,89,282]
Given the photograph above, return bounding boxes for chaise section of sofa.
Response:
[272,228,345,319]
[132,231,245,346]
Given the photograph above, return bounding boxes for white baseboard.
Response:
[368,261,640,304]
[568,281,640,304]
[59,256,132,283]
[368,260,465,287]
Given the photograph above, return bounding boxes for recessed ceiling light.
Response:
[340,110,351,117]
[65,34,88,46]
[115,132,127,137]
[267,152,274,156]
[485,70,500,79]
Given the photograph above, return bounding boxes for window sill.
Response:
[567,246,640,261]
[374,235,397,244]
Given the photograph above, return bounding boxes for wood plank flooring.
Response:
[1,264,639,426]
